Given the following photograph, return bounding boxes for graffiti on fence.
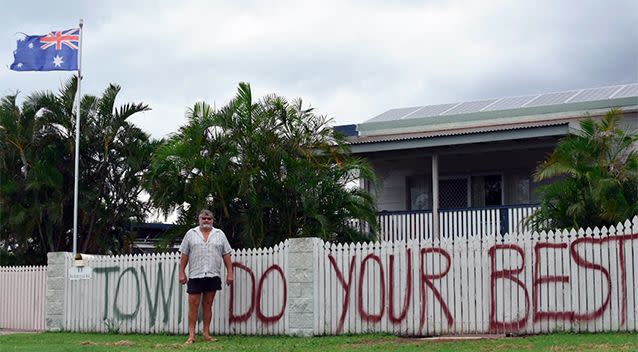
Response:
[92,260,287,326]
[70,232,637,333]
[328,248,454,333]
[491,233,638,332]
[229,262,287,324]
[94,263,182,325]
[327,233,638,333]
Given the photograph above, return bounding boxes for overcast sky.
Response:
[1,0,637,139]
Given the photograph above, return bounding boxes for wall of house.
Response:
[621,110,637,128]
[623,111,638,151]
[569,110,638,131]
[368,156,431,211]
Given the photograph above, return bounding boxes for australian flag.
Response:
[10,28,80,71]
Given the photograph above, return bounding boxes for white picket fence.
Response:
[62,242,288,334]
[1,216,637,336]
[315,218,638,335]
[0,266,47,331]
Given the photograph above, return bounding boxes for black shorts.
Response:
[187,276,222,294]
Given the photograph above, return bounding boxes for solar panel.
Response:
[613,84,638,98]
[364,84,638,124]
[568,86,622,103]
[403,103,458,119]
[482,95,538,111]
[442,99,498,115]
[366,106,421,123]
[524,91,579,107]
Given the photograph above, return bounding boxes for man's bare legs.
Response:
[202,291,217,341]
[185,291,217,344]
[186,293,201,344]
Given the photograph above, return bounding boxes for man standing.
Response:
[179,209,233,345]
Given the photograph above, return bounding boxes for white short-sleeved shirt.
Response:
[179,226,232,279]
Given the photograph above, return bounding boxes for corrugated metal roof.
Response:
[348,119,570,144]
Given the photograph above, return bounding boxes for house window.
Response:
[484,175,502,206]
[408,174,505,210]
[472,175,503,207]
[407,176,431,210]
[509,174,531,204]
[440,178,469,208]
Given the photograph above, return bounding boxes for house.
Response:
[130,223,179,253]
[341,84,638,240]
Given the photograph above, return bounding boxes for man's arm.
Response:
[223,253,233,286]
[179,254,188,285]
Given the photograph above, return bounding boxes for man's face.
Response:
[199,214,213,230]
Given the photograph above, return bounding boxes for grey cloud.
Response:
[1,0,637,138]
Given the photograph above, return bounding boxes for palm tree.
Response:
[76,82,154,253]
[529,108,638,231]
[0,77,154,264]
[147,83,378,249]
[0,92,53,262]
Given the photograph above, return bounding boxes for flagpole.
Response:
[73,19,84,262]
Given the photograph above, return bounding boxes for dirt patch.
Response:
[549,343,638,351]
[80,340,135,347]
[476,342,534,351]
[341,335,512,349]
[339,337,396,349]
[154,343,184,349]
[0,330,42,336]
[408,336,535,352]
[149,342,223,350]
[407,334,506,342]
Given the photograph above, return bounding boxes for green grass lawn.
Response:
[0,331,636,351]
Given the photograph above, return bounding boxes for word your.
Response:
[328,233,637,333]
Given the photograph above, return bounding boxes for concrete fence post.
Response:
[46,252,69,331]
[286,237,321,336]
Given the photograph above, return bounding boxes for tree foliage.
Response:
[147,83,377,248]
[528,108,638,231]
[0,77,155,265]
